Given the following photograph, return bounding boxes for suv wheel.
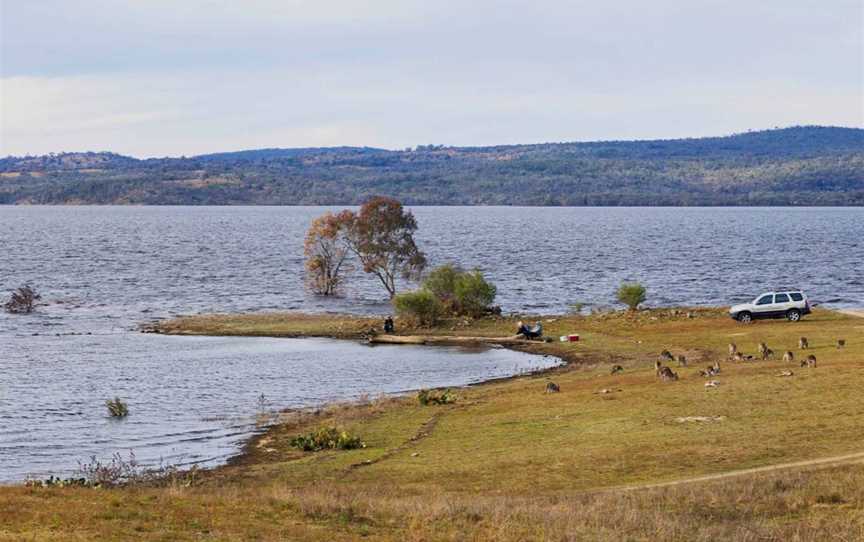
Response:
[737,312,752,323]
[786,309,801,322]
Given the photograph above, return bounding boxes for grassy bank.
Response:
[4,308,863,540]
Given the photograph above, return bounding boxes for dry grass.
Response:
[4,308,863,540]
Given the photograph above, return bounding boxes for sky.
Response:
[1,0,862,158]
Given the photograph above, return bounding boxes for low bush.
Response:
[417,388,457,406]
[422,264,462,308]
[289,426,366,452]
[393,290,444,326]
[454,270,497,317]
[106,397,129,418]
[617,282,647,310]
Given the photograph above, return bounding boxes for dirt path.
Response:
[609,451,864,493]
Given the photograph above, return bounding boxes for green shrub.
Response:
[289,426,366,452]
[417,389,457,406]
[422,264,462,307]
[106,397,128,418]
[617,282,647,310]
[392,290,444,326]
[454,269,497,316]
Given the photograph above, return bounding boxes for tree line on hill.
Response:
[1,126,862,206]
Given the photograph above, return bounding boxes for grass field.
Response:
[3,308,863,540]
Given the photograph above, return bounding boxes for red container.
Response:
[567,334,580,342]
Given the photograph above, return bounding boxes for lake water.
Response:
[1,206,862,481]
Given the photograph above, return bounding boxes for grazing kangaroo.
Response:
[545,382,560,393]
[655,360,678,381]
[677,355,687,367]
[800,355,817,368]
[712,361,721,374]
[799,337,809,349]
[610,365,624,375]
[782,351,794,363]
[761,348,774,361]
[837,339,846,349]
[659,350,675,362]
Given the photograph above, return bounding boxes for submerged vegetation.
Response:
[3,285,40,314]
[105,397,129,418]
[304,197,426,297]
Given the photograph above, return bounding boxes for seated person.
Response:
[383,316,395,333]
[516,320,530,337]
[525,321,543,339]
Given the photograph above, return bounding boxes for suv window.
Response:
[790,292,803,301]
[756,295,773,305]
[775,293,790,303]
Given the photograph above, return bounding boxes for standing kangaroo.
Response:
[677,355,687,367]
[837,339,846,349]
[728,343,738,358]
[799,337,809,349]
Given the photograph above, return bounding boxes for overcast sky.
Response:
[1,0,862,157]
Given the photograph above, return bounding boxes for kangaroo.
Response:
[757,342,769,358]
[659,350,675,362]
[799,337,809,349]
[610,365,624,375]
[712,361,721,374]
[782,351,794,363]
[658,366,678,381]
[677,355,687,367]
[800,354,817,368]
[545,382,560,393]
[761,348,774,361]
[728,343,738,358]
[837,339,846,349]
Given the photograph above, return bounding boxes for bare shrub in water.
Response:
[4,285,41,314]
[105,397,129,418]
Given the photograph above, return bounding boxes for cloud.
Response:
[1,0,861,156]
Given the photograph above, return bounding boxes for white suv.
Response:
[729,291,811,323]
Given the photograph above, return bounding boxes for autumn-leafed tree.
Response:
[303,211,353,295]
[347,197,427,298]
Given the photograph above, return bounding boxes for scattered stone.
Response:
[704,380,720,388]
[411,452,420,457]
[777,370,794,377]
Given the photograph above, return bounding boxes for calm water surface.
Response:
[1,206,862,481]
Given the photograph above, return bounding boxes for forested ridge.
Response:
[1,126,862,205]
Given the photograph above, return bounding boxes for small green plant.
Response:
[393,289,444,326]
[569,302,585,315]
[417,388,457,406]
[105,397,129,418]
[289,426,366,452]
[454,269,497,317]
[422,264,462,307]
[616,282,647,310]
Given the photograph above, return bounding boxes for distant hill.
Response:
[1,126,862,205]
